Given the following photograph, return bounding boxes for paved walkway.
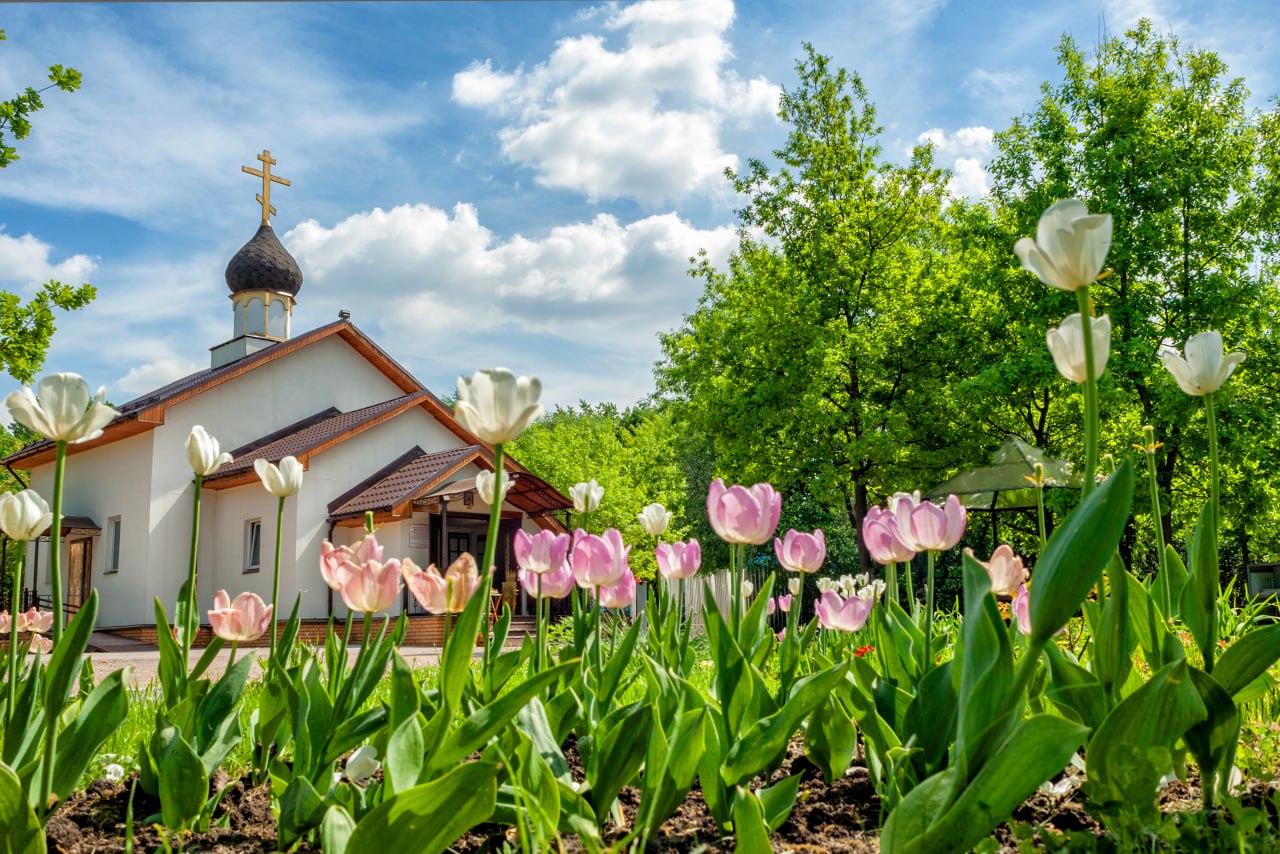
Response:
[87,646,451,687]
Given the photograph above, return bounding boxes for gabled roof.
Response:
[201,393,433,490]
[3,321,479,468]
[328,445,571,532]
[328,445,483,521]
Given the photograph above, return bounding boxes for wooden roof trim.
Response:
[6,417,153,468]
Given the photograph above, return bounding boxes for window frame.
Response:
[244,519,262,573]
[105,516,121,574]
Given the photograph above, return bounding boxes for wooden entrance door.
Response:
[67,538,93,610]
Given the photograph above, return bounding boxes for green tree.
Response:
[659,46,986,572]
[0,29,95,382]
[986,21,1280,572]
[509,402,689,580]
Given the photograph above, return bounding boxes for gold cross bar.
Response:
[241,149,291,225]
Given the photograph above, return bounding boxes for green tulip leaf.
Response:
[347,760,500,852]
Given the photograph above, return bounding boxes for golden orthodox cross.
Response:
[241,149,291,225]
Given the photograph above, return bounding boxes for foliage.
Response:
[509,402,689,579]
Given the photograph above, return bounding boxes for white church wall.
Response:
[204,480,298,619]
[25,431,155,627]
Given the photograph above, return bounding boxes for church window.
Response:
[268,298,287,338]
[105,516,121,573]
[244,519,262,572]
[246,297,265,335]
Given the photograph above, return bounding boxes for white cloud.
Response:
[0,229,96,290]
[0,7,421,231]
[285,203,738,404]
[115,355,204,396]
[880,0,949,33]
[452,0,779,206]
[915,126,994,198]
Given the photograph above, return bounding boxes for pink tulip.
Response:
[814,590,874,633]
[349,533,384,566]
[655,539,701,580]
[597,569,636,609]
[19,608,53,634]
[967,545,1027,598]
[207,590,274,643]
[570,528,630,588]
[774,529,826,573]
[0,611,8,634]
[706,478,781,545]
[776,593,793,613]
[776,628,786,642]
[337,554,403,614]
[519,562,574,599]
[514,529,571,575]
[862,507,917,564]
[895,494,967,552]
[767,597,776,616]
[320,540,353,591]
[31,634,52,655]
[404,554,483,614]
[1012,583,1031,635]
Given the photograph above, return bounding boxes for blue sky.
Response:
[0,0,1277,409]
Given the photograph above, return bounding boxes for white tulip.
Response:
[1014,199,1113,292]
[186,425,233,477]
[475,469,512,506]
[1160,331,1245,397]
[0,489,53,542]
[455,368,544,445]
[570,480,604,514]
[104,763,125,783]
[637,503,672,537]
[5,372,118,444]
[1046,313,1111,383]
[254,456,304,498]
[345,744,380,784]
[788,577,802,596]
[741,580,754,599]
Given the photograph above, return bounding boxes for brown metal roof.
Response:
[328,445,483,520]
[419,473,572,517]
[202,393,431,487]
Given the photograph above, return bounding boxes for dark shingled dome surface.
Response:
[225,223,303,295]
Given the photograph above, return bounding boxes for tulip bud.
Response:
[186,425,233,477]
[788,577,802,596]
[0,489,53,542]
[1160,331,1245,396]
[455,368,544,445]
[637,502,672,537]
[1014,199,1113,292]
[345,745,380,784]
[254,456,304,497]
[570,480,604,514]
[1046,314,1111,384]
[475,469,512,506]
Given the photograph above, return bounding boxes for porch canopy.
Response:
[925,437,1078,547]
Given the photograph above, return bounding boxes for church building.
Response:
[3,150,570,637]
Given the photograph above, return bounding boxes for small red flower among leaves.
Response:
[855,645,875,657]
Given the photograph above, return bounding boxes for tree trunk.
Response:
[845,482,872,575]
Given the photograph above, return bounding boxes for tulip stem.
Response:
[49,441,66,643]
[1142,434,1171,617]
[885,562,898,608]
[594,585,603,673]
[182,473,203,670]
[227,641,238,672]
[341,609,354,686]
[1035,483,1048,555]
[268,495,285,667]
[1076,287,1100,500]
[1205,393,1221,675]
[536,573,543,671]
[5,539,22,725]
[480,445,505,665]
[903,557,917,618]
[923,550,936,674]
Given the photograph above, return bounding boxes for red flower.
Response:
[855,645,875,657]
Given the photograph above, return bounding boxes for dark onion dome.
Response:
[225,224,303,296]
